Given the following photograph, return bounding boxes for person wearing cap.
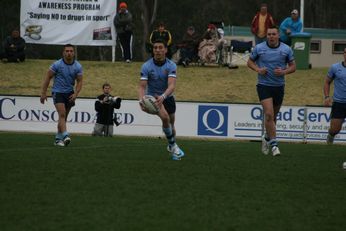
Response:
[279,9,303,46]
[202,24,219,42]
[178,26,200,67]
[251,3,275,45]
[198,23,221,64]
[113,2,133,63]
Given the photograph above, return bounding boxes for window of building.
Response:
[332,41,346,54]
[310,40,321,53]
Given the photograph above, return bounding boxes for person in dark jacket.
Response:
[92,83,122,137]
[179,26,200,67]
[1,29,26,62]
[251,3,275,45]
[149,22,173,58]
[113,2,133,62]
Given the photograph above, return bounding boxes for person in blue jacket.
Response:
[279,9,303,46]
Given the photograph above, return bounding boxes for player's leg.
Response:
[159,96,176,147]
[261,99,275,135]
[261,98,276,141]
[328,119,343,144]
[52,92,67,146]
[158,106,176,148]
[161,96,184,160]
[269,86,284,155]
[168,113,176,138]
[257,85,282,156]
[60,93,75,146]
[257,85,275,154]
[158,105,184,160]
[269,103,282,156]
[54,102,67,146]
[327,102,346,144]
[259,98,274,155]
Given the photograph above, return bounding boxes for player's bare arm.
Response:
[323,76,333,107]
[138,80,148,111]
[247,58,267,75]
[40,69,54,104]
[69,75,83,102]
[274,61,296,76]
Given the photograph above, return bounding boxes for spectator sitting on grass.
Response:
[0,29,26,63]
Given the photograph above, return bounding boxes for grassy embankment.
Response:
[0,59,329,105]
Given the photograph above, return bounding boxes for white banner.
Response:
[1,96,345,143]
[20,0,117,46]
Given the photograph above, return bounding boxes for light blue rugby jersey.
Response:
[250,42,294,87]
[327,62,346,103]
[140,58,177,96]
[50,58,83,93]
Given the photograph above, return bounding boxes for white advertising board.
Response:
[227,104,346,142]
[1,96,345,143]
[20,0,117,46]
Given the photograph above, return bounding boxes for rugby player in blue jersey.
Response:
[247,26,296,156]
[40,44,83,147]
[138,39,185,160]
[324,48,346,144]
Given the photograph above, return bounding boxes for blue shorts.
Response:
[52,92,75,108]
[163,96,176,114]
[257,84,285,106]
[331,102,346,119]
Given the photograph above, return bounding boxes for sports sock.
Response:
[264,134,270,142]
[62,131,69,138]
[55,133,63,141]
[268,138,278,147]
[162,126,176,146]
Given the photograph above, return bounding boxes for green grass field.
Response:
[0,59,343,230]
[1,132,346,231]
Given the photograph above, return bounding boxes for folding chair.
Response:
[229,40,253,67]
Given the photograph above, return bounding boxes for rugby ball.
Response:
[142,95,160,114]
